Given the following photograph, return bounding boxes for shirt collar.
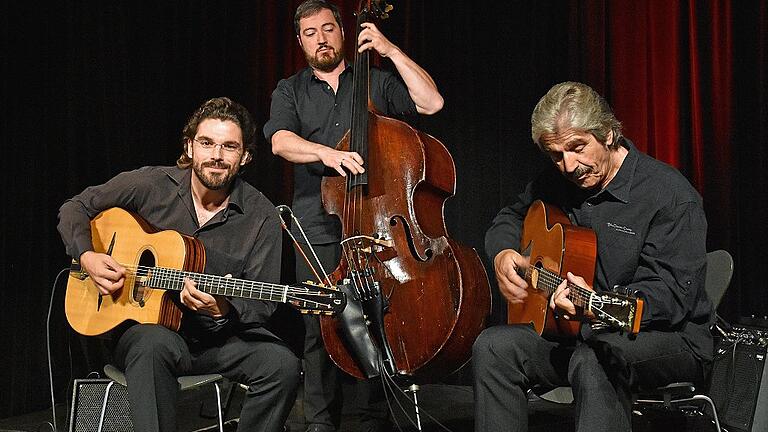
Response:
[597,138,638,204]
[163,166,245,215]
[308,62,353,82]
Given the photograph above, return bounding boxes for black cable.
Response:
[47,267,69,432]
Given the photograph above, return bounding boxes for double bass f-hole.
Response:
[390,215,433,262]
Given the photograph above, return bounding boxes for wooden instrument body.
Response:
[65,208,203,336]
[320,113,491,381]
[508,200,597,337]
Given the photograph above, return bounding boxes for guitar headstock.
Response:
[587,291,644,334]
[289,281,347,316]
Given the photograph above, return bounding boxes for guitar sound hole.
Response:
[135,249,156,304]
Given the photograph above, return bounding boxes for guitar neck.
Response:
[523,267,594,307]
[137,266,289,303]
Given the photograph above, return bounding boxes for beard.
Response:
[193,160,238,191]
[306,46,344,72]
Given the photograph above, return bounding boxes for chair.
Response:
[633,249,734,432]
[101,363,226,432]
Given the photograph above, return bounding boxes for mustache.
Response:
[202,161,230,169]
[569,165,592,180]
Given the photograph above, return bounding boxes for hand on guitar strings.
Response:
[79,251,126,295]
[493,249,530,305]
[550,272,578,320]
[181,277,232,319]
[549,272,594,321]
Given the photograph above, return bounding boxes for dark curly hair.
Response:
[176,97,257,169]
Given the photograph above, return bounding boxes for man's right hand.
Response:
[318,147,365,177]
[79,251,126,295]
[493,249,530,304]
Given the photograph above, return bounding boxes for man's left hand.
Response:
[181,277,231,318]
[549,272,586,319]
[357,22,399,58]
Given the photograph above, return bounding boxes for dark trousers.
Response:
[113,324,301,432]
[296,242,389,431]
[472,324,705,432]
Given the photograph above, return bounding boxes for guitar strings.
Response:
[529,266,633,328]
[116,264,335,310]
[526,266,593,305]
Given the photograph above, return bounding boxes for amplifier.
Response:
[710,340,768,432]
[722,324,768,348]
[69,379,134,432]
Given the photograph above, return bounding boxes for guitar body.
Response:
[508,200,597,338]
[65,207,205,336]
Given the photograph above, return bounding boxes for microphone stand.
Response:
[276,205,430,432]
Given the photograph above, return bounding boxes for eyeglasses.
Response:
[193,137,242,153]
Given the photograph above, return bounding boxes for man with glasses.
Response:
[58,97,301,432]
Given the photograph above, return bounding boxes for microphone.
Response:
[276,204,292,216]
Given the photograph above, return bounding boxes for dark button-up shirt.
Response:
[263,64,417,244]
[485,139,714,361]
[57,166,283,344]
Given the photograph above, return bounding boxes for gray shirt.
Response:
[57,165,283,344]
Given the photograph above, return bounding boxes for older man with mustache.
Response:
[475,82,713,432]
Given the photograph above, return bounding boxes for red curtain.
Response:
[570,1,732,173]
[569,0,768,319]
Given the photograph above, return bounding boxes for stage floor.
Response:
[0,380,716,432]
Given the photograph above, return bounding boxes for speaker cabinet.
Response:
[710,342,768,432]
[69,379,134,432]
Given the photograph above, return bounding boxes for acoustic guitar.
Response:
[507,200,643,336]
[65,207,346,336]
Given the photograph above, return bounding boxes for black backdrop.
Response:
[2,0,766,418]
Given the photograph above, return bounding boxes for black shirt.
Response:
[485,139,714,361]
[263,64,417,244]
[57,166,283,343]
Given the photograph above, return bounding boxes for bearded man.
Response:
[263,1,444,431]
[58,97,300,432]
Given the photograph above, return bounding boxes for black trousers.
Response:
[472,324,705,432]
[296,242,389,431]
[113,324,301,432]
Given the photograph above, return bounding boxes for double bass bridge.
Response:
[340,234,394,254]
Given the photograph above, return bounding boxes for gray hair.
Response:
[531,81,623,149]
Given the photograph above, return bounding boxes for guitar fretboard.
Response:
[129,265,289,302]
[523,266,595,307]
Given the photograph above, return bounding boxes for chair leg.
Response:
[214,382,224,432]
[97,381,115,432]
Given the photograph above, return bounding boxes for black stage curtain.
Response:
[2,0,766,418]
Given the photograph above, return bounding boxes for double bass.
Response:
[320,0,491,382]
